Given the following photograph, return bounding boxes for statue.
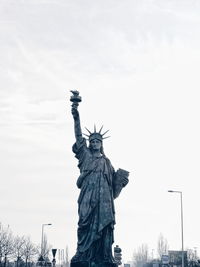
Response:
[70,90,129,267]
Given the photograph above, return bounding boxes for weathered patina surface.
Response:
[70,91,129,266]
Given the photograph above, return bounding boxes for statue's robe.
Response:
[71,138,116,263]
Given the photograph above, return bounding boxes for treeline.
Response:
[0,223,51,267]
[132,233,199,267]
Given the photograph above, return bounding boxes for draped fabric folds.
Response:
[71,138,116,263]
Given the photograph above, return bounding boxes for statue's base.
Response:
[70,261,117,267]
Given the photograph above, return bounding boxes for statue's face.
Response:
[90,139,102,151]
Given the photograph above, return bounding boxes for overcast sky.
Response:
[1,0,200,263]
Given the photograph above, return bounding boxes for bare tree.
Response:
[186,248,199,267]
[133,244,149,267]
[22,237,38,267]
[13,236,26,267]
[157,233,169,259]
[65,246,69,267]
[0,223,40,267]
[0,225,14,267]
[0,223,4,267]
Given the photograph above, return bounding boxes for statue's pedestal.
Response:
[70,261,117,267]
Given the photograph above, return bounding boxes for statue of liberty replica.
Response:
[70,91,129,267]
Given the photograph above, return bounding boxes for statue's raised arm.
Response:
[70,90,83,144]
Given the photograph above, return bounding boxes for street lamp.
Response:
[168,190,184,267]
[41,223,52,259]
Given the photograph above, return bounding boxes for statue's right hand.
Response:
[71,106,79,120]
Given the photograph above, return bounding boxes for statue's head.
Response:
[84,125,110,154]
[89,138,102,152]
[89,132,103,152]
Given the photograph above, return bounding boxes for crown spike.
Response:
[102,129,109,136]
[99,125,104,134]
[103,136,111,140]
[85,127,92,134]
[94,124,96,133]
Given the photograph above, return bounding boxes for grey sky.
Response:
[1,0,200,262]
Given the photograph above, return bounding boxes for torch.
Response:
[70,90,82,108]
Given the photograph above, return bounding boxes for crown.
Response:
[83,125,110,142]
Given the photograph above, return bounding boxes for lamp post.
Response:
[41,223,52,259]
[168,190,184,267]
